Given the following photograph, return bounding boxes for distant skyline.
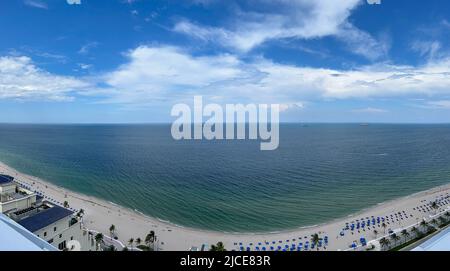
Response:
[1,0,450,123]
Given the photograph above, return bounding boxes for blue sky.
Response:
[1,0,450,123]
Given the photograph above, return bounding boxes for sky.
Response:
[1,0,450,123]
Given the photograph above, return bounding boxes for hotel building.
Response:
[0,174,96,251]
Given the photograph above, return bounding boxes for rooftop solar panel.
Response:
[17,205,74,233]
[0,174,14,184]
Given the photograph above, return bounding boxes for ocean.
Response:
[1,123,450,232]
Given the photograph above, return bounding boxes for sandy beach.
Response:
[1,160,450,251]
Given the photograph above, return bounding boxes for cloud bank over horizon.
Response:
[2,0,450,122]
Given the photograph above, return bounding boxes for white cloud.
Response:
[3,46,450,107]
[78,42,99,55]
[335,23,390,61]
[0,56,89,101]
[279,102,305,112]
[78,63,92,70]
[24,0,48,9]
[67,0,81,4]
[353,107,387,113]
[426,100,450,109]
[101,46,246,104]
[99,45,450,106]
[411,40,441,60]
[172,0,387,59]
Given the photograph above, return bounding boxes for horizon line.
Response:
[2,121,450,125]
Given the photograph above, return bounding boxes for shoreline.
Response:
[1,160,450,251]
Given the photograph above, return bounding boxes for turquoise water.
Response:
[1,123,450,232]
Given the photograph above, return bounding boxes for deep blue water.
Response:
[1,123,450,232]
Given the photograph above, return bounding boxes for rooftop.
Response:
[0,186,34,204]
[17,204,74,233]
[0,174,14,185]
[0,213,57,251]
[412,226,450,251]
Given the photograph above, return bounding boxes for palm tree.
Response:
[135,237,142,247]
[411,226,419,238]
[63,201,69,208]
[438,216,446,226]
[379,237,390,250]
[128,238,134,250]
[108,245,116,251]
[373,229,378,238]
[94,233,104,251]
[400,229,410,243]
[445,212,450,219]
[430,218,438,227]
[210,242,226,251]
[145,231,156,250]
[420,219,428,232]
[145,233,153,246]
[390,233,400,247]
[310,233,320,249]
[381,223,387,234]
[109,224,116,237]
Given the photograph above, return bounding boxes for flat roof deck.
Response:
[17,204,74,233]
[0,190,33,203]
[0,213,57,251]
[0,174,14,185]
[412,226,450,251]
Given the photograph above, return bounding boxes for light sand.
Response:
[1,160,450,251]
